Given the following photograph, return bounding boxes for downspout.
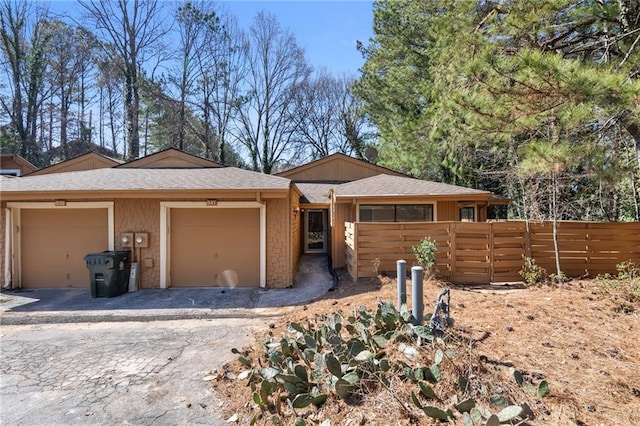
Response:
[4,208,12,289]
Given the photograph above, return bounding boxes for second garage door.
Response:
[21,208,109,288]
[169,208,260,287]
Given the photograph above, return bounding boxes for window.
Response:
[359,204,434,222]
[460,207,475,222]
[359,205,395,222]
[0,169,20,177]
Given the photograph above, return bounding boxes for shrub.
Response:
[597,261,640,312]
[412,237,438,272]
[519,257,547,286]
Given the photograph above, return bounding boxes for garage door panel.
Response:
[170,208,260,287]
[21,209,109,288]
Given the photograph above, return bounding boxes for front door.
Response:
[304,209,327,253]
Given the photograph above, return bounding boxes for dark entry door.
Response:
[304,209,326,253]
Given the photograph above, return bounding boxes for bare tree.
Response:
[79,0,168,160]
[199,9,246,164]
[170,1,218,152]
[235,11,311,173]
[95,48,125,156]
[292,72,369,161]
[0,0,51,165]
[47,20,99,158]
[337,76,371,160]
[292,69,341,160]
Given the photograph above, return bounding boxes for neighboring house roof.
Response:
[275,153,406,182]
[117,148,224,169]
[334,174,492,199]
[0,167,291,198]
[0,154,39,176]
[44,139,121,160]
[26,152,121,176]
[296,183,334,204]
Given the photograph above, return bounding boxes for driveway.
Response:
[0,318,262,425]
[0,255,335,425]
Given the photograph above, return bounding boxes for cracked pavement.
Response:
[0,318,263,425]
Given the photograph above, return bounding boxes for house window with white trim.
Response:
[359,204,434,222]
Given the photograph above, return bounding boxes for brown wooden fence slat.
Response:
[345,220,639,285]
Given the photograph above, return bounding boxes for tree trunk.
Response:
[551,170,563,282]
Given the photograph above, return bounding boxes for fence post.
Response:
[411,266,424,326]
[397,260,406,310]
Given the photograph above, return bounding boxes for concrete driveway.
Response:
[0,318,262,425]
[0,255,335,425]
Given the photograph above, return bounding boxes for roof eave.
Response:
[0,188,291,201]
[334,193,493,200]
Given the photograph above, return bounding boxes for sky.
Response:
[48,0,375,77]
[222,1,374,76]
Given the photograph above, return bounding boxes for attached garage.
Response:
[160,201,266,288]
[1,158,292,290]
[169,208,260,287]
[7,202,114,288]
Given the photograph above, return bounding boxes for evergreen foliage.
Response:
[356,0,640,221]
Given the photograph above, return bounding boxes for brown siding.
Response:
[118,150,223,168]
[281,156,405,182]
[114,199,160,289]
[437,200,457,221]
[28,155,117,176]
[331,203,352,268]
[0,155,38,175]
[267,198,290,287]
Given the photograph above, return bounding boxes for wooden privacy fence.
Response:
[344,221,640,284]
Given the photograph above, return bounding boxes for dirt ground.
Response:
[213,271,640,425]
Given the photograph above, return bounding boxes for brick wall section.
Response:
[114,199,160,289]
[0,202,6,287]
[266,198,290,288]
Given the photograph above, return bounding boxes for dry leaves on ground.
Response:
[212,271,640,425]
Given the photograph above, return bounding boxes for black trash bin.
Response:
[84,250,131,298]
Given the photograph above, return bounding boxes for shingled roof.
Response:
[0,167,291,195]
[334,174,491,198]
[295,183,334,204]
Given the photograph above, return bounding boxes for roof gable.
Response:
[117,148,224,169]
[334,174,492,198]
[275,153,406,182]
[0,154,38,175]
[26,152,120,176]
